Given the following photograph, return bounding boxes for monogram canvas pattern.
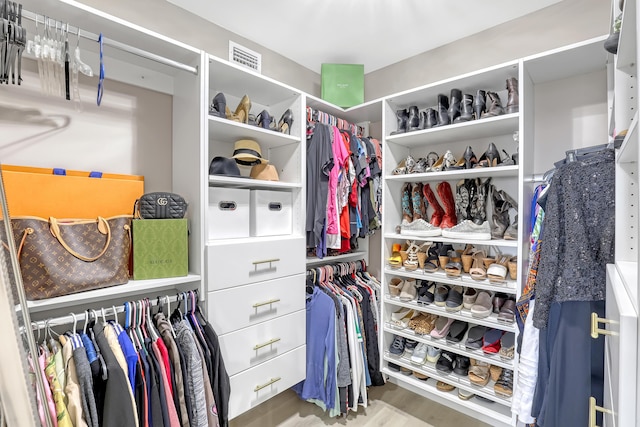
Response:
[11,216,132,300]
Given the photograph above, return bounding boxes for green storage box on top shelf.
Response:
[321,63,364,108]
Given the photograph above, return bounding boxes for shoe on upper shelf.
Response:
[401,219,442,237]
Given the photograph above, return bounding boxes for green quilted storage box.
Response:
[321,63,364,108]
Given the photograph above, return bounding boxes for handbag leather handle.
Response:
[49,216,111,262]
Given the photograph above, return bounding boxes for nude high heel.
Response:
[226,95,251,123]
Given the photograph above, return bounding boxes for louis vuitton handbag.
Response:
[11,215,132,300]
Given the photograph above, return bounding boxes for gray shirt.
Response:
[306,124,334,253]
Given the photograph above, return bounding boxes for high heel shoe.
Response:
[226,94,251,124]
[449,146,477,170]
[476,143,501,168]
[278,109,294,134]
[256,110,275,130]
[209,92,226,118]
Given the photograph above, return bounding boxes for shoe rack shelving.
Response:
[205,55,309,418]
[383,351,513,406]
[608,0,640,423]
[383,323,515,370]
[383,368,513,425]
[380,61,522,427]
[383,232,518,248]
[384,267,518,295]
[384,299,517,334]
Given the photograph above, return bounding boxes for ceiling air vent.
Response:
[229,41,261,74]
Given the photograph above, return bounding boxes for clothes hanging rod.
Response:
[21,9,198,75]
[30,292,190,331]
[524,174,547,183]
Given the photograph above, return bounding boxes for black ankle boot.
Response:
[481,92,505,118]
[473,90,486,120]
[391,109,409,135]
[432,94,450,128]
[448,89,462,123]
[425,108,437,129]
[506,78,519,114]
[455,94,474,123]
[209,92,227,118]
[416,111,427,130]
[408,106,420,131]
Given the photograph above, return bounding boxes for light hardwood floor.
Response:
[229,381,492,427]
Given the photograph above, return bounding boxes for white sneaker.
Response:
[411,342,428,364]
[441,220,491,240]
[401,218,442,237]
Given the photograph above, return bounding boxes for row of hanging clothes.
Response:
[294,260,384,417]
[513,143,615,427]
[29,291,230,427]
[306,107,383,260]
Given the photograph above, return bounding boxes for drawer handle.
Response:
[254,377,281,392]
[589,396,613,427]
[253,337,281,350]
[252,298,280,308]
[590,312,618,339]
[252,258,280,266]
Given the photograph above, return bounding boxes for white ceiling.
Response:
[167,0,561,74]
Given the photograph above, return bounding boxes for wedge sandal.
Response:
[494,369,514,397]
[469,250,487,280]
[468,359,490,386]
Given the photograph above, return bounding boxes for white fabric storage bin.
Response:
[208,187,250,239]
[250,190,292,237]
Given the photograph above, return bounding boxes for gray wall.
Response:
[75,0,321,95]
[77,0,609,101]
[365,0,611,100]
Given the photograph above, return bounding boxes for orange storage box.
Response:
[1,165,144,218]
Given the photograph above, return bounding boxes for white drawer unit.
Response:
[207,273,305,335]
[218,309,306,376]
[228,345,306,420]
[206,236,305,290]
[599,265,637,427]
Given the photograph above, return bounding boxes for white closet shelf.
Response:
[523,35,608,84]
[616,0,637,71]
[306,251,368,266]
[383,368,513,426]
[306,94,384,124]
[385,299,517,332]
[383,268,518,295]
[385,114,519,148]
[384,165,519,182]
[616,112,638,164]
[382,356,512,408]
[615,261,638,314]
[209,55,301,106]
[208,116,300,148]
[209,175,302,189]
[382,324,515,370]
[384,232,519,248]
[26,274,202,313]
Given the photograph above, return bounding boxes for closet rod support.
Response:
[21,9,198,75]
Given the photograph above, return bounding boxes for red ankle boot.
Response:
[423,183,444,227]
[437,181,458,229]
